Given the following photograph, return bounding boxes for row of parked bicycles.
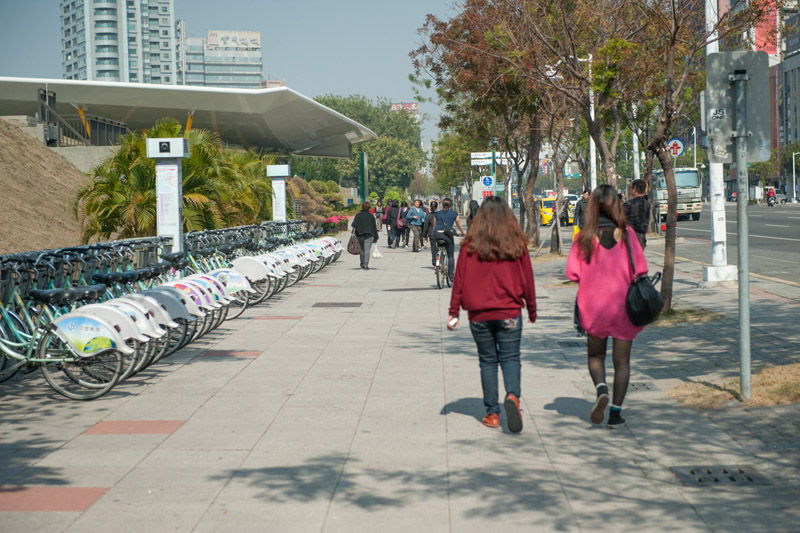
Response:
[0,221,343,400]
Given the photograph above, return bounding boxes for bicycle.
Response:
[435,239,452,289]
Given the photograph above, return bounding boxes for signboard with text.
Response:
[207,30,261,49]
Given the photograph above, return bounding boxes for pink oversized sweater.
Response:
[566,226,649,340]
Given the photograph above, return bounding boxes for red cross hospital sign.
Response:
[667,138,685,157]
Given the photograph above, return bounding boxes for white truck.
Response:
[653,167,703,221]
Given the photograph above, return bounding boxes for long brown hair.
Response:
[575,184,628,263]
[463,197,528,261]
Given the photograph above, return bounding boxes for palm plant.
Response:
[75,118,275,242]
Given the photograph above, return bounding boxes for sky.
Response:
[0,0,456,149]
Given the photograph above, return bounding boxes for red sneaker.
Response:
[481,413,500,428]
[504,393,523,433]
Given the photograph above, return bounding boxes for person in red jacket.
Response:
[447,196,537,433]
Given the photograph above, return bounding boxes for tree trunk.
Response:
[550,168,565,255]
[644,150,656,233]
[654,147,678,311]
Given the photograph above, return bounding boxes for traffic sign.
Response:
[667,138,685,157]
[705,51,770,163]
[481,176,494,187]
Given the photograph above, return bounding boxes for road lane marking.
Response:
[677,227,800,242]
[647,251,800,288]
[766,224,790,228]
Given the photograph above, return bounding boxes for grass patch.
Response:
[666,363,800,410]
[654,307,724,327]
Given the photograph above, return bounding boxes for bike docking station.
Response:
[146,137,190,253]
[704,51,770,400]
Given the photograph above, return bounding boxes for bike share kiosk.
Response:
[146,138,190,252]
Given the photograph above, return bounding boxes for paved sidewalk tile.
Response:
[1,236,799,532]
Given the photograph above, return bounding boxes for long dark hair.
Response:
[575,184,628,263]
[463,196,527,261]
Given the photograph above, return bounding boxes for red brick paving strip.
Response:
[0,487,109,512]
[199,350,261,357]
[83,420,185,435]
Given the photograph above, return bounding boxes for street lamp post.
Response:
[578,54,597,190]
[793,152,800,204]
[693,126,697,168]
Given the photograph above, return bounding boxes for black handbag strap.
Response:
[624,234,636,282]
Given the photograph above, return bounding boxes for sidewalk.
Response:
[1,236,799,532]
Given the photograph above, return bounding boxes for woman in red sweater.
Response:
[448,197,537,433]
[566,185,649,428]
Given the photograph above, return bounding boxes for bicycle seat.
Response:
[175,259,190,269]
[28,288,68,305]
[153,262,172,274]
[82,284,108,300]
[92,272,124,285]
[160,252,185,263]
[218,244,235,255]
[120,271,141,284]
[195,248,215,257]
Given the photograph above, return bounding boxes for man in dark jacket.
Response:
[574,188,590,229]
[624,179,651,248]
[351,201,380,269]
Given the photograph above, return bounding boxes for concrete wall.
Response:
[50,146,115,173]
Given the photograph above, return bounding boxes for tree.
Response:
[74,118,274,242]
[413,1,545,244]
[630,0,778,310]
[409,173,433,198]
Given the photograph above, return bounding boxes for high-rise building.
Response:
[176,23,263,89]
[60,0,177,84]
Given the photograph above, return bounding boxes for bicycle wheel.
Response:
[226,291,249,320]
[162,318,190,357]
[250,278,271,305]
[0,322,23,383]
[38,329,122,400]
[436,249,445,289]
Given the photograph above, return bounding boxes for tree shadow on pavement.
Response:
[440,397,484,423]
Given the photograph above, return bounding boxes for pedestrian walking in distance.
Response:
[351,201,380,270]
[624,179,651,249]
[566,185,650,428]
[447,196,537,433]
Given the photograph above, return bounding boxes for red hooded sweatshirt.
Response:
[448,246,537,323]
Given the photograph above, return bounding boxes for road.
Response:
[531,202,800,285]
[673,203,800,285]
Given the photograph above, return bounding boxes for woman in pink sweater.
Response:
[448,197,537,433]
[566,185,648,428]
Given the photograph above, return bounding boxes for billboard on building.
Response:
[754,0,777,55]
[207,31,261,49]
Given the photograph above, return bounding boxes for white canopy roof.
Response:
[0,77,376,157]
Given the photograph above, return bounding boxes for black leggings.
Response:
[586,335,632,407]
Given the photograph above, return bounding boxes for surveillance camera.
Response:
[159,141,171,153]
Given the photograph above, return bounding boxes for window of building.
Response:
[164,76,170,82]
[95,21,118,28]
[96,45,118,53]
[160,17,169,25]
[161,29,168,36]
[130,72,138,79]
[161,52,169,59]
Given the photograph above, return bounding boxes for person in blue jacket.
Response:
[406,199,427,252]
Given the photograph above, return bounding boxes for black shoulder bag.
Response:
[624,238,663,326]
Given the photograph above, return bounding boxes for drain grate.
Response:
[670,465,771,487]
[629,382,659,392]
[558,341,585,348]
[382,287,433,292]
[312,302,362,308]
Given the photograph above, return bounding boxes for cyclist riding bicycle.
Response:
[432,198,465,280]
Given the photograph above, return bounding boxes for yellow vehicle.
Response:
[537,197,557,225]
[537,197,573,226]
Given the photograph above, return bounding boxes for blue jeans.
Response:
[469,316,522,415]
